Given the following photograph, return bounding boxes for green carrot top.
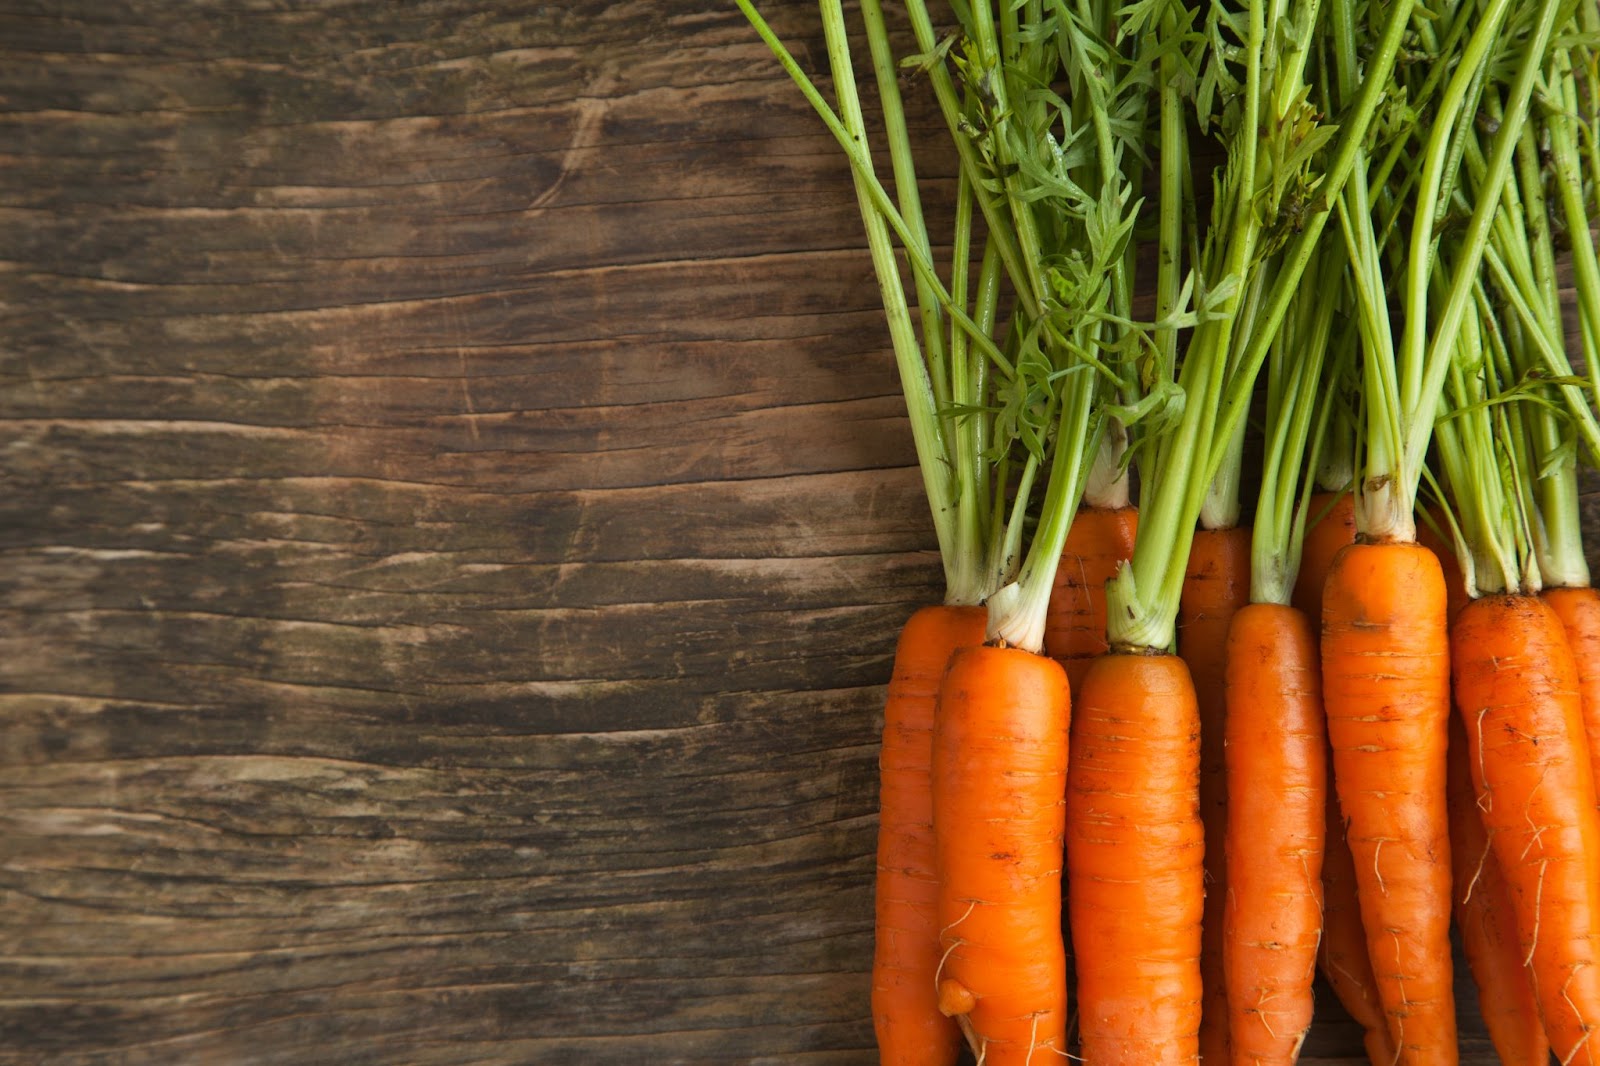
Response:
[1106,0,1417,651]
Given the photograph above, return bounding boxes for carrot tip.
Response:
[937,978,977,1017]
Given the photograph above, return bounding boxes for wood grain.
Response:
[0,1,1545,1063]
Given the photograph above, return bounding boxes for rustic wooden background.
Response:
[0,1,1538,1062]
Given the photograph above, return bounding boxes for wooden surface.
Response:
[0,2,1543,1063]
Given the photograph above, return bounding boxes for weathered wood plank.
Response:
[0,4,921,1063]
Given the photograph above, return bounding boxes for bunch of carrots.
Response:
[742,0,1600,1062]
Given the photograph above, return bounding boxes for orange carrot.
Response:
[933,644,1070,1065]
[1045,506,1138,1010]
[1221,603,1325,1065]
[1179,524,1252,1063]
[1544,585,1600,815]
[872,605,987,1065]
[1068,652,1204,1064]
[1321,540,1456,1063]
[1045,505,1139,694]
[1291,491,1355,621]
[1445,710,1549,1066]
[1451,593,1600,1065]
[1415,507,1469,625]
[1319,770,1398,1066]
[1292,492,1392,1062]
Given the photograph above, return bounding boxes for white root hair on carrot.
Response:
[1557,960,1593,1066]
[1515,765,1555,864]
[1526,857,1547,968]
[939,898,978,939]
[1251,993,1284,1042]
[1388,927,1407,1056]
[1033,1024,1073,1060]
[932,938,963,1007]
[1520,822,1552,865]
[1516,765,1555,857]
[1474,706,1492,813]
[1022,1013,1069,1066]
[1460,839,1489,906]
[959,1016,985,1066]
[1556,960,1593,1066]
[1328,956,1364,989]
[1297,850,1318,914]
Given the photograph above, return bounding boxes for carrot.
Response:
[1318,769,1397,1066]
[1451,593,1600,1065]
[1287,492,1389,1061]
[1178,524,1251,1063]
[737,5,1143,1061]
[1521,0,1600,825]
[1044,504,1136,1026]
[1068,651,1204,1064]
[1069,1,1415,1056]
[1446,709,1549,1066]
[1529,0,1600,828]
[871,604,988,1064]
[1415,507,1469,625]
[1544,585,1600,815]
[1321,540,1457,1063]
[933,643,1070,1065]
[1313,0,1573,1047]
[1222,603,1325,1065]
[1290,491,1355,621]
[1291,492,1390,1061]
[1045,504,1138,694]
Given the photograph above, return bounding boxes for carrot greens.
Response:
[1107,0,1416,652]
[1250,241,1344,605]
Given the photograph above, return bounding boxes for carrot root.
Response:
[1322,541,1457,1064]
[1298,497,1395,1063]
[934,644,1070,1066]
[1045,505,1139,694]
[1447,710,1550,1066]
[872,605,987,1066]
[1222,603,1325,1065]
[1179,525,1252,1066]
[1068,651,1204,1065]
[1544,585,1600,818]
[1452,594,1600,1066]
